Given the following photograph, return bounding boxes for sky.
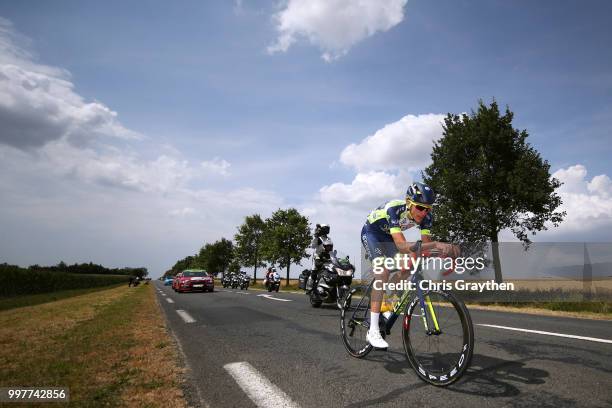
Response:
[1,0,611,278]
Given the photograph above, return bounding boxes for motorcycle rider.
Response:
[361,182,460,349]
[306,224,333,291]
[264,267,276,288]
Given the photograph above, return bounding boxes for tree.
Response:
[129,267,148,279]
[198,238,234,276]
[423,100,565,283]
[234,214,266,282]
[227,257,242,275]
[172,255,196,273]
[261,208,311,285]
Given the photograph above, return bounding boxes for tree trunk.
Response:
[253,246,258,284]
[286,256,290,287]
[490,234,503,283]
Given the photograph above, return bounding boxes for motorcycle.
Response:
[304,250,354,309]
[231,274,240,289]
[221,275,231,288]
[239,273,250,290]
[265,272,281,292]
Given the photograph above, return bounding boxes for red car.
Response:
[174,269,214,293]
[172,272,182,291]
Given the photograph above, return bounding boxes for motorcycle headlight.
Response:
[336,267,354,276]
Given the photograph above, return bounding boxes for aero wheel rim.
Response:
[403,291,471,384]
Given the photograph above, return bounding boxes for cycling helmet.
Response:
[406,182,436,206]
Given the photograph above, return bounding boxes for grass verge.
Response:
[0,284,187,407]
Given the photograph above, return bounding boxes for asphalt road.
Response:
[155,282,612,408]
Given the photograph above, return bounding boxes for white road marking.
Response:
[235,291,250,295]
[166,298,175,304]
[257,294,292,302]
[176,310,196,323]
[224,362,300,408]
[161,293,167,296]
[477,324,612,344]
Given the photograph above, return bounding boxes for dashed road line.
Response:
[477,324,612,344]
[166,298,175,304]
[257,294,292,302]
[176,309,196,323]
[224,362,300,408]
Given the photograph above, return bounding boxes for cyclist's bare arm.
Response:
[391,232,459,257]
[391,232,438,254]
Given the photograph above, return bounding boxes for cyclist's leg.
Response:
[370,263,389,313]
[385,259,414,307]
[361,225,395,346]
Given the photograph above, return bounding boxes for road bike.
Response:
[340,241,474,386]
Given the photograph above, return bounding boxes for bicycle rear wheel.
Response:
[402,290,474,386]
[340,287,373,358]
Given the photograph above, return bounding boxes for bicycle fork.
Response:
[415,280,441,335]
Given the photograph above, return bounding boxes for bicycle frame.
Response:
[383,268,440,335]
[351,242,442,337]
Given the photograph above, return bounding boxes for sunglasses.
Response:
[407,200,432,212]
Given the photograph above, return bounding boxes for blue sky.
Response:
[1,0,611,277]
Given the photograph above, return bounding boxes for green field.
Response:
[0,264,130,298]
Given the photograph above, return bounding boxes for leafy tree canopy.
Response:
[261,208,311,284]
[423,100,565,281]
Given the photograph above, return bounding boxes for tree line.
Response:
[0,262,149,279]
[166,100,565,283]
[166,209,311,285]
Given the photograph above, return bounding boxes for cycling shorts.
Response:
[361,223,398,261]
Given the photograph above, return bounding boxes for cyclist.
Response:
[361,182,459,349]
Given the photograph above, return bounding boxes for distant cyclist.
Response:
[361,182,459,349]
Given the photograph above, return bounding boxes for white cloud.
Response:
[169,207,196,217]
[34,142,192,194]
[587,174,612,198]
[201,157,231,176]
[0,18,140,150]
[319,171,405,208]
[268,0,408,61]
[340,113,445,172]
[550,164,612,233]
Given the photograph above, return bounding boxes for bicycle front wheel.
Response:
[340,287,373,358]
[402,290,474,386]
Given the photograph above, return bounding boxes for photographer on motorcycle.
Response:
[306,224,333,291]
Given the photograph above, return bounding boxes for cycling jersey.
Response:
[361,199,433,261]
[366,199,432,236]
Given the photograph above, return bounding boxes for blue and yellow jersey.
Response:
[366,199,432,236]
